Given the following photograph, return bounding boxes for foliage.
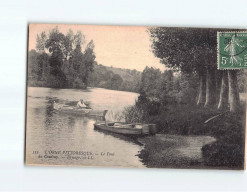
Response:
[138,66,199,106]
[124,65,245,169]
[140,67,162,98]
[149,27,217,73]
[238,70,247,93]
[28,27,96,89]
[36,31,47,52]
[201,109,245,169]
[88,64,141,92]
[29,27,142,92]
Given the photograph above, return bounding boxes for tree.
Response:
[149,28,217,106]
[28,50,50,86]
[74,31,86,48]
[228,70,240,112]
[30,27,97,89]
[204,69,216,107]
[140,67,162,98]
[36,52,49,81]
[64,29,74,59]
[45,28,67,56]
[149,27,240,112]
[82,40,95,87]
[36,31,47,53]
[110,74,123,90]
[69,44,85,88]
[45,28,67,87]
[218,71,229,110]
[64,30,86,60]
[28,49,39,80]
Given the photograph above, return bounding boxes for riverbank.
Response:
[138,134,216,169]
[136,104,246,169]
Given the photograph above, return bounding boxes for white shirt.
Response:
[77,101,87,108]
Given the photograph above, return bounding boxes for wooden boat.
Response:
[53,102,108,117]
[94,122,157,136]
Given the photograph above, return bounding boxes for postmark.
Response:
[218,31,247,69]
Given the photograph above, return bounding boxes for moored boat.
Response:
[53,102,108,117]
[94,122,157,136]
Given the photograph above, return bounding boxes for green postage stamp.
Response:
[218,31,247,69]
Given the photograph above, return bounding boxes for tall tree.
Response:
[149,27,240,112]
[36,52,49,81]
[36,31,47,53]
[228,70,240,112]
[28,49,39,80]
[69,44,85,88]
[74,31,86,48]
[82,40,95,87]
[30,27,97,89]
[140,66,162,98]
[218,71,229,110]
[45,28,67,87]
[149,27,214,106]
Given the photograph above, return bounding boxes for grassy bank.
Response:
[138,134,216,169]
[136,103,246,169]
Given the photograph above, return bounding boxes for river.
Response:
[26,87,146,168]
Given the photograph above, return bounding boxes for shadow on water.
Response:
[67,116,76,127]
[44,103,57,127]
[27,87,143,167]
[43,104,78,135]
[93,127,144,146]
[44,87,92,93]
[40,96,143,147]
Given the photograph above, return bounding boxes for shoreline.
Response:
[137,134,216,169]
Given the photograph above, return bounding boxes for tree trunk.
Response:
[197,72,206,105]
[204,69,216,107]
[217,71,229,110]
[228,70,240,112]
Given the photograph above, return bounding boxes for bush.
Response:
[72,77,87,89]
[202,141,244,169]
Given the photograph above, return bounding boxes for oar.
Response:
[204,111,229,124]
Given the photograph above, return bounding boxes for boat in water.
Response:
[94,122,157,136]
[53,102,108,118]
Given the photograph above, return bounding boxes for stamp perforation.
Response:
[217,31,247,70]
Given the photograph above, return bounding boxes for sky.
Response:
[29,24,165,72]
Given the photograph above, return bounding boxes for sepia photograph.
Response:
[25,24,246,170]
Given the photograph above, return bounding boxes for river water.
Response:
[26,87,146,168]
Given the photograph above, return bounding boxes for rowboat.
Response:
[94,122,157,136]
[53,102,108,118]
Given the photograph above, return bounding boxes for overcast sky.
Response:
[29,24,165,71]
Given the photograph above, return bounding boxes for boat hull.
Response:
[94,122,156,136]
[53,103,107,117]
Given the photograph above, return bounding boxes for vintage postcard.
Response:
[25,24,246,169]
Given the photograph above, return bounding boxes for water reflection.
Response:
[26,87,145,168]
[94,127,144,146]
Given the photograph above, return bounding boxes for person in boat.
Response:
[77,99,88,109]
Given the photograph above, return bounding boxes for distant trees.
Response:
[28,27,96,89]
[139,66,198,106]
[88,64,141,92]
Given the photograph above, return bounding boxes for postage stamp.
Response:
[218,31,247,69]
